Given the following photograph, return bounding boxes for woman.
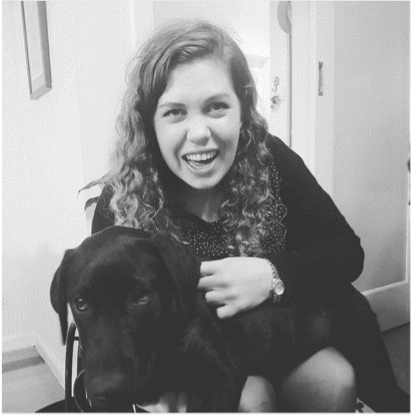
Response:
[92,19,409,412]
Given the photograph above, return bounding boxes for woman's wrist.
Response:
[262,259,274,300]
[264,259,285,303]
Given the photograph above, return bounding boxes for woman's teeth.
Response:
[184,151,218,169]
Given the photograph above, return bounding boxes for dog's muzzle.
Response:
[73,371,148,413]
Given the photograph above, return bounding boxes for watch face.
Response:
[274,280,285,296]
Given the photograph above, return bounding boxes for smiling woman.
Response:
[105,19,276,251]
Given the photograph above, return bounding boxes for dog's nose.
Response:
[92,373,128,394]
[90,381,134,412]
[92,394,133,412]
[89,373,133,404]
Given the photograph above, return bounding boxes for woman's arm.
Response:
[265,136,364,301]
[199,137,364,318]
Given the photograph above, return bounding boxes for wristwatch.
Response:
[266,260,285,303]
[271,276,285,303]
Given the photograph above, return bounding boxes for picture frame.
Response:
[21,1,52,100]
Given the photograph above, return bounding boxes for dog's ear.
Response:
[50,249,74,344]
[150,232,200,319]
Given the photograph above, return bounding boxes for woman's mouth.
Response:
[182,150,218,170]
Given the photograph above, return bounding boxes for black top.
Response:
[92,135,364,302]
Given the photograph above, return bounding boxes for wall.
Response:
[2,1,152,385]
[3,3,86,379]
[333,1,409,292]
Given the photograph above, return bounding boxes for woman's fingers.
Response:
[216,304,236,319]
[200,260,223,276]
[204,289,224,305]
[197,274,226,291]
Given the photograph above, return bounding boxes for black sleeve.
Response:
[265,136,364,300]
[91,185,115,234]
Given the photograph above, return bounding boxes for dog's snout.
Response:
[88,373,134,410]
[91,373,128,395]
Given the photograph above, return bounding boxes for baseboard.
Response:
[363,281,410,332]
[2,332,37,353]
[35,335,65,388]
[2,332,65,388]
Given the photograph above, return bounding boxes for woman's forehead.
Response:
[157,57,236,103]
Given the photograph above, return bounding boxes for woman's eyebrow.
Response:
[157,101,185,109]
[157,93,232,109]
[205,93,231,102]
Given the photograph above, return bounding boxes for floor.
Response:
[2,324,410,413]
[383,323,410,393]
[2,347,64,413]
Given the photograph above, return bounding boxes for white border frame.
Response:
[21,1,52,100]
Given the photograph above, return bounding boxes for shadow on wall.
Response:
[26,243,64,321]
[3,242,67,381]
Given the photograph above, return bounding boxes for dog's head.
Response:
[50,226,200,411]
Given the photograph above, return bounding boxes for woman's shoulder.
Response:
[91,184,115,234]
[265,134,300,181]
[265,134,301,167]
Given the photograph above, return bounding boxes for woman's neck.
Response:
[181,185,226,223]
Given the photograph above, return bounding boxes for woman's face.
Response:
[153,57,242,192]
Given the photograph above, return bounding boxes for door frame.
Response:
[290,1,317,176]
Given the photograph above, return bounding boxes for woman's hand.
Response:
[198,257,273,319]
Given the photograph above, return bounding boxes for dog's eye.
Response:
[74,298,88,312]
[131,290,148,305]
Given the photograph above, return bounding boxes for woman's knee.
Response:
[318,347,356,389]
[238,376,277,412]
[277,347,357,412]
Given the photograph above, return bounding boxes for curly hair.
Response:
[109,19,286,256]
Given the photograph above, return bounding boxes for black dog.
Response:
[51,226,318,412]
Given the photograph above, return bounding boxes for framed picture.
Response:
[21,1,52,100]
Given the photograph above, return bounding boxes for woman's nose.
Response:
[186,117,211,145]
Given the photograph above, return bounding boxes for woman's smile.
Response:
[182,150,219,170]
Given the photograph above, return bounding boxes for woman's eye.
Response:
[164,109,185,118]
[209,102,228,114]
[74,298,88,312]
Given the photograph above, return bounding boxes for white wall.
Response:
[333,2,409,292]
[3,3,87,379]
[2,1,153,385]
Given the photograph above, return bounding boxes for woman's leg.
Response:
[276,347,357,412]
[238,376,277,412]
[329,290,410,412]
